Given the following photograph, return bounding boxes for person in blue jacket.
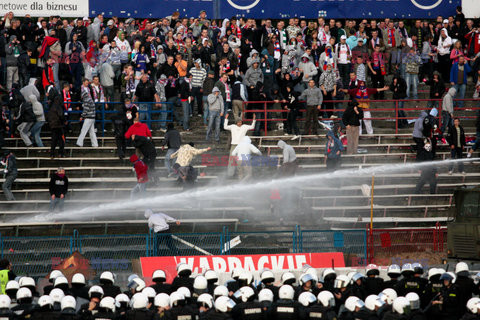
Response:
[325,130,344,171]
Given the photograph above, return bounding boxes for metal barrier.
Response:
[366,224,447,266]
[0,225,448,276]
[242,98,480,136]
[298,228,367,267]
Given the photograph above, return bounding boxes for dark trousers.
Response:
[449,147,464,172]
[191,87,203,115]
[2,174,16,201]
[415,169,437,194]
[303,105,319,135]
[371,70,385,99]
[438,55,451,83]
[338,63,351,88]
[326,157,340,171]
[70,63,83,92]
[413,137,424,160]
[115,136,126,159]
[322,91,334,118]
[50,128,65,157]
[156,230,177,256]
[286,109,299,135]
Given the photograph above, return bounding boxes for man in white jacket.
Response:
[232,136,262,181]
[145,209,180,255]
[224,113,256,177]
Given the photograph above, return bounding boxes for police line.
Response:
[140,253,345,283]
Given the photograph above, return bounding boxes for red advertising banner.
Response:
[140,252,344,283]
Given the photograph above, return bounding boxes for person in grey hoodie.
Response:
[29,94,45,147]
[100,62,115,104]
[413,111,429,159]
[299,79,323,135]
[206,87,225,143]
[244,59,264,91]
[277,140,297,176]
[246,49,260,69]
[298,53,318,88]
[441,87,456,134]
[20,78,40,102]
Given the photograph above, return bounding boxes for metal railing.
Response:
[0,224,448,277]
[242,98,480,136]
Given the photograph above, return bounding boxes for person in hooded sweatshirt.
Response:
[413,111,430,159]
[277,140,297,176]
[441,87,456,135]
[299,79,323,136]
[244,59,264,97]
[47,95,66,159]
[49,167,68,212]
[298,53,318,89]
[29,94,45,147]
[325,130,344,171]
[231,136,262,181]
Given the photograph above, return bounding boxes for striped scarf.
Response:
[323,47,334,71]
[150,43,157,60]
[274,41,281,59]
[63,89,71,111]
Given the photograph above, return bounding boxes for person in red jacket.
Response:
[124,117,152,140]
[130,154,149,199]
[465,28,480,58]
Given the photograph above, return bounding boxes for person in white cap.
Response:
[189,59,207,116]
[144,209,180,256]
[335,35,352,89]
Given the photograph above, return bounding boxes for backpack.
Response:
[19,102,36,123]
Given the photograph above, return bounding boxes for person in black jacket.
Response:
[414,138,438,194]
[389,76,408,128]
[162,123,182,176]
[1,150,17,201]
[49,167,68,212]
[134,74,159,123]
[133,135,157,184]
[427,71,445,109]
[179,73,193,131]
[447,118,466,174]
[16,98,35,147]
[283,85,301,137]
[342,100,363,155]
[47,95,66,159]
[113,107,130,160]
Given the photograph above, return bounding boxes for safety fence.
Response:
[242,98,480,135]
[0,225,446,277]
[366,223,447,267]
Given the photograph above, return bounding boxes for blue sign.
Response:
[89,0,460,19]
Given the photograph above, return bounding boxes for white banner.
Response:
[0,0,88,17]
[463,0,480,18]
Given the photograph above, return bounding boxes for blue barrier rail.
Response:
[0,226,367,276]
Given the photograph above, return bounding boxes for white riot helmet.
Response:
[318,291,335,308]
[0,295,11,309]
[193,276,208,295]
[239,286,255,303]
[131,293,149,309]
[49,270,64,283]
[428,268,445,280]
[238,271,253,285]
[278,285,295,300]
[169,292,185,307]
[366,264,380,276]
[197,293,214,309]
[128,278,146,292]
[19,277,35,289]
[393,297,411,315]
[345,296,364,312]
[298,292,317,307]
[405,293,420,310]
[387,265,401,278]
[38,295,54,308]
[260,270,275,284]
[213,285,228,299]
[380,288,397,305]
[100,297,116,312]
[176,263,192,277]
[467,298,480,314]
[177,287,191,299]
[231,268,243,280]
[365,295,384,311]
[115,293,130,309]
[16,288,32,301]
[455,262,469,275]
[204,270,218,284]
[334,275,350,289]
[54,276,69,289]
[154,293,170,308]
[61,296,76,311]
[323,268,336,279]
[299,273,315,287]
[88,285,104,299]
[49,288,65,303]
[258,289,274,303]
[215,296,236,313]
[5,280,19,297]
[100,271,115,284]
[71,273,86,285]
[152,270,167,283]
[281,272,296,285]
[128,274,139,283]
[142,287,157,302]
[351,273,364,282]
